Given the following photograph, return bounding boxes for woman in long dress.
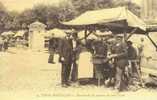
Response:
[78,47,94,79]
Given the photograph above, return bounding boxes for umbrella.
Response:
[77,31,85,39]
[78,30,113,40]
[14,30,26,37]
[45,30,54,37]
[78,30,98,40]
[1,31,15,36]
[46,28,66,38]
[94,30,112,36]
[87,34,98,40]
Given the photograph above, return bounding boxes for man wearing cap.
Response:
[111,35,128,91]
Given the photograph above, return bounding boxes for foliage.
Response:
[0,0,141,32]
[71,0,140,16]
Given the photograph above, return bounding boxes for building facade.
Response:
[141,0,157,23]
[28,21,46,51]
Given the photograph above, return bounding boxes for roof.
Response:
[146,24,157,32]
[29,21,46,28]
[62,7,146,33]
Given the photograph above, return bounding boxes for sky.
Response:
[0,0,142,12]
[0,0,64,12]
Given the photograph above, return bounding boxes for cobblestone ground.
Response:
[0,47,157,100]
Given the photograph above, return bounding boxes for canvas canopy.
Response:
[62,7,146,33]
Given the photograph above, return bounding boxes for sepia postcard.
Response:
[0,0,157,100]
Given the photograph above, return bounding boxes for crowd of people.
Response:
[48,30,144,92]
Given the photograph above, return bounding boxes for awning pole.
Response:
[123,28,127,42]
[126,28,138,40]
[124,31,127,42]
[123,20,128,42]
[85,26,88,43]
[147,33,157,51]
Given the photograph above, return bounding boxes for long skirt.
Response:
[78,51,93,78]
[94,64,104,79]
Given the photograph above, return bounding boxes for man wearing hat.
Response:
[0,36,3,51]
[137,38,144,74]
[70,32,81,83]
[48,33,56,64]
[127,40,143,89]
[58,32,73,87]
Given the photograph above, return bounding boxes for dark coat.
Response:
[127,46,137,60]
[92,40,108,64]
[112,42,128,69]
[93,40,108,57]
[49,38,57,51]
[58,38,73,63]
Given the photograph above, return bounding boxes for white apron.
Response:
[78,51,93,78]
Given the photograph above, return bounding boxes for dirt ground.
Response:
[0,47,157,100]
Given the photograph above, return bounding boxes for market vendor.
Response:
[92,36,108,86]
